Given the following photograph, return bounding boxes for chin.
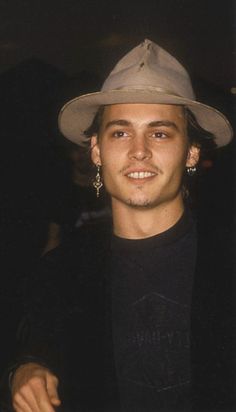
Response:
[126,198,152,208]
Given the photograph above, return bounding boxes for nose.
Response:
[128,135,152,161]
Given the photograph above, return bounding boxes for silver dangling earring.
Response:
[93,164,103,197]
[186,166,197,176]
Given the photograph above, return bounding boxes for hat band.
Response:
[102,85,185,98]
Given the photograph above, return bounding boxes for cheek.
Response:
[101,153,115,171]
[100,144,123,168]
[100,152,118,184]
[160,146,188,174]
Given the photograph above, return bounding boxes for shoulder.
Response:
[29,219,112,301]
[43,218,112,268]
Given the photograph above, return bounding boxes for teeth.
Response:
[127,171,155,179]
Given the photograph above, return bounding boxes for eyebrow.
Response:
[148,120,180,132]
[104,119,180,132]
[104,119,131,130]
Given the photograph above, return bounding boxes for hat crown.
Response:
[102,39,195,99]
[59,39,233,147]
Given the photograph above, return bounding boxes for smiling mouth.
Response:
[127,171,156,179]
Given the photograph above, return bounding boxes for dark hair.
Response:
[184,107,217,163]
[182,108,217,205]
[84,106,105,142]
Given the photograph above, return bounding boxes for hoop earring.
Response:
[93,164,103,197]
[186,166,197,176]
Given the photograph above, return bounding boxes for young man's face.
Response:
[91,103,199,211]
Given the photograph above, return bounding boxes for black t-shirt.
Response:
[111,211,197,411]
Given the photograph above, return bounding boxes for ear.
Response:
[90,135,101,166]
[186,145,200,168]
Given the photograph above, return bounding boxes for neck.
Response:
[112,198,185,239]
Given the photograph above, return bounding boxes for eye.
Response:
[112,130,129,138]
[151,131,168,139]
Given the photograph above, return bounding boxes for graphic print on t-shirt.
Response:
[113,292,191,391]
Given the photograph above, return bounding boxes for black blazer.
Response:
[2,215,235,411]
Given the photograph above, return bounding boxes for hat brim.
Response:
[58,89,233,147]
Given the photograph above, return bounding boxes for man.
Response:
[9,40,233,411]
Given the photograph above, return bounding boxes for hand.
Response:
[11,362,61,412]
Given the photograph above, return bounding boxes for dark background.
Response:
[0,0,234,89]
[0,0,235,378]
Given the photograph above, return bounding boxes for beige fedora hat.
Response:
[59,39,233,147]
